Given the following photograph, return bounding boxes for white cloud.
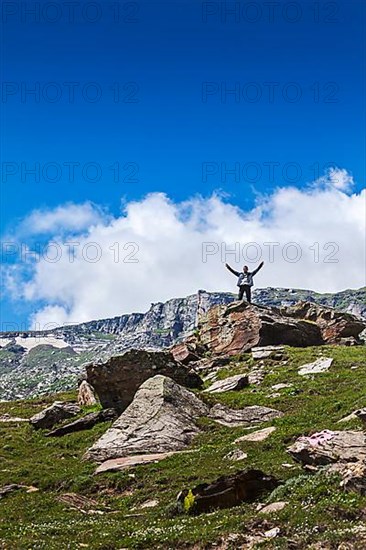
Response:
[313,167,354,192]
[16,202,107,236]
[3,169,366,329]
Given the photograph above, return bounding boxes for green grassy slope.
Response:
[1,346,366,549]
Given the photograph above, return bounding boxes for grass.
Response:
[1,345,366,549]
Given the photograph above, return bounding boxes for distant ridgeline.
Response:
[0,287,365,400]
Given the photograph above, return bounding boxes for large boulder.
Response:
[176,469,279,514]
[86,350,203,413]
[282,302,366,344]
[84,375,209,463]
[170,342,200,364]
[198,302,322,356]
[30,401,81,430]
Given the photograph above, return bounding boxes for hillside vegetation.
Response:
[1,345,366,549]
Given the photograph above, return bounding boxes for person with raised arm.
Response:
[225,261,264,303]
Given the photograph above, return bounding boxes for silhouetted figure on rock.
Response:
[225,261,264,303]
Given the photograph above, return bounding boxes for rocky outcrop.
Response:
[85,375,209,463]
[288,429,366,496]
[176,469,279,514]
[1,289,364,401]
[78,380,98,406]
[196,300,366,357]
[209,403,283,427]
[198,301,322,356]
[86,350,203,413]
[287,430,366,466]
[282,301,366,344]
[30,401,81,430]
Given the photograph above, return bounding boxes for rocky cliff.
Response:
[0,287,365,400]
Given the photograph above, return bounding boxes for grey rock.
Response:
[224,449,248,461]
[85,375,209,463]
[209,403,283,427]
[86,349,203,413]
[257,501,288,514]
[271,383,292,391]
[204,374,249,394]
[30,401,81,430]
[234,426,276,443]
[298,357,333,376]
[95,450,195,474]
[288,430,366,466]
[46,409,117,437]
[0,414,28,423]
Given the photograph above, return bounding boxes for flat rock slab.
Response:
[251,346,285,360]
[0,414,28,423]
[271,383,292,391]
[46,409,117,437]
[30,401,81,430]
[204,374,249,394]
[131,499,159,510]
[298,357,333,376]
[288,430,366,466]
[235,427,276,443]
[209,403,283,427]
[257,501,288,514]
[176,469,279,515]
[85,375,209,463]
[95,451,193,474]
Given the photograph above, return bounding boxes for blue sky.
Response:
[1,0,365,328]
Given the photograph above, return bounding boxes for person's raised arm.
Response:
[225,263,240,277]
[252,261,264,276]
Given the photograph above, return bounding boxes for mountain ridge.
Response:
[0,286,365,401]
